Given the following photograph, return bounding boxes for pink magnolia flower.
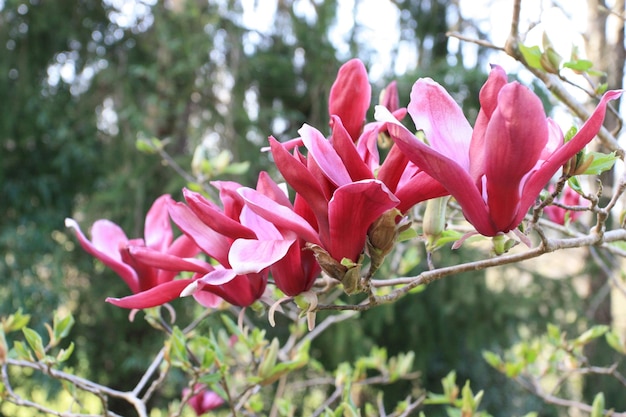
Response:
[328,59,448,213]
[165,183,279,306]
[261,124,399,262]
[65,195,217,309]
[230,172,321,296]
[328,58,372,142]
[544,185,584,225]
[382,65,620,236]
[183,385,224,416]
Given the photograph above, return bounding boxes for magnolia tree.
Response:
[3,2,626,416]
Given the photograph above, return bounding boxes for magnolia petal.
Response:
[327,179,399,262]
[329,116,374,182]
[407,78,473,171]
[197,272,267,307]
[183,188,257,240]
[238,187,323,246]
[328,58,371,141]
[167,201,231,266]
[300,123,352,187]
[105,279,194,309]
[377,144,410,194]
[196,268,238,286]
[271,243,320,296]
[128,246,212,274]
[513,89,622,228]
[144,195,174,252]
[65,218,140,293]
[386,122,496,236]
[269,136,330,233]
[484,82,549,232]
[469,65,508,181]
[192,291,223,308]
[355,123,382,171]
[229,238,295,274]
[256,171,292,207]
[393,171,449,213]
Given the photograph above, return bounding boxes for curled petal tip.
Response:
[65,218,78,229]
[180,281,198,297]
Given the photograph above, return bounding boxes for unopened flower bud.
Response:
[367,209,410,274]
[563,150,594,177]
[540,33,562,74]
[367,209,404,257]
[423,196,450,251]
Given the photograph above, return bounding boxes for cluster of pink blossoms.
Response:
[67,59,620,311]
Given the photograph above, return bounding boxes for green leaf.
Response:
[547,323,562,344]
[2,309,31,333]
[397,226,418,242]
[574,325,609,346]
[168,326,190,368]
[56,342,75,363]
[222,161,250,175]
[568,176,584,194]
[53,312,75,342]
[22,328,46,360]
[13,341,34,361]
[563,59,593,72]
[482,351,503,370]
[580,151,617,175]
[590,392,605,417]
[605,330,626,355]
[518,44,543,70]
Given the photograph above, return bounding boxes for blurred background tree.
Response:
[2,0,623,415]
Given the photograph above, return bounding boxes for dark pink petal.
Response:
[65,218,140,293]
[327,180,399,262]
[377,144,411,194]
[197,271,267,307]
[256,171,292,207]
[128,246,213,274]
[167,234,201,259]
[386,122,496,236]
[484,83,549,231]
[269,137,330,233]
[167,201,231,265]
[300,123,352,187]
[157,234,202,285]
[271,242,320,296]
[393,171,449,213]
[328,58,371,141]
[380,80,400,112]
[407,78,473,170]
[513,89,622,227]
[182,188,257,240]
[184,386,224,415]
[105,279,195,309]
[229,238,296,274]
[355,124,382,170]
[469,65,508,181]
[144,195,174,252]
[212,181,246,220]
[329,116,374,182]
[238,188,322,246]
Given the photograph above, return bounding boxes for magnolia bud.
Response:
[423,196,450,251]
[367,209,410,274]
[563,151,594,177]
